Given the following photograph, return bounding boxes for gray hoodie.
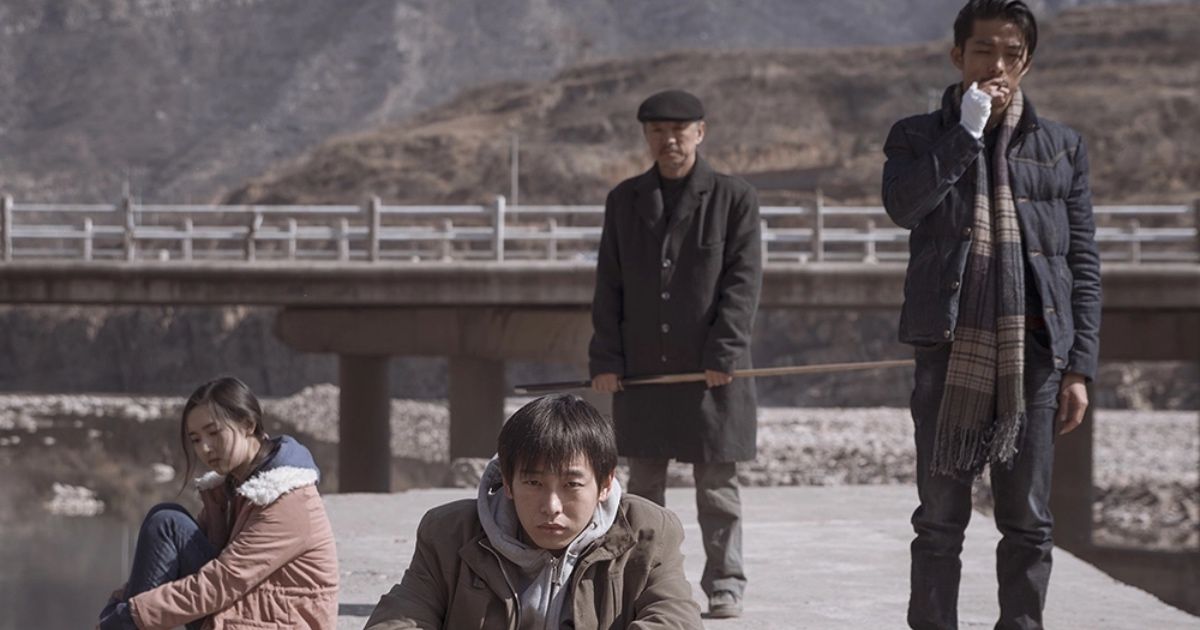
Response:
[476,457,622,630]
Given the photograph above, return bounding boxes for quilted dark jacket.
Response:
[882,86,1101,380]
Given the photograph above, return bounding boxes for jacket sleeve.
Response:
[363,511,447,630]
[629,508,704,629]
[882,117,983,229]
[701,185,763,374]
[1063,136,1101,381]
[589,188,626,377]
[128,491,312,630]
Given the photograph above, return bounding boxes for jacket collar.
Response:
[939,82,1040,142]
[194,466,319,507]
[193,435,321,507]
[476,458,623,574]
[577,500,637,563]
[461,535,522,606]
[565,502,638,623]
[457,497,640,602]
[632,155,715,236]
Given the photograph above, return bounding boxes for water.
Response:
[0,516,134,629]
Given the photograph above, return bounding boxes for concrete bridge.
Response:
[328,486,1200,628]
[2,260,1196,484]
[2,200,1198,610]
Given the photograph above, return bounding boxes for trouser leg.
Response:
[992,332,1061,630]
[107,503,219,630]
[694,461,746,598]
[908,345,974,630]
[626,457,669,507]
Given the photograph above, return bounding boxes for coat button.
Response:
[1045,306,1056,315]
[1054,356,1066,367]
[661,291,670,300]
[661,323,670,333]
[661,355,668,363]
[943,329,952,339]
[962,227,973,238]
[662,259,671,268]
[950,280,960,290]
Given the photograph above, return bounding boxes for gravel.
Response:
[0,388,1195,550]
[272,387,1200,551]
[267,384,448,461]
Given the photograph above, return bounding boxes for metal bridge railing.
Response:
[1,195,1196,264]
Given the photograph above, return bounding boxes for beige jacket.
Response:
[130,436,339,629]
[365,493,703,629]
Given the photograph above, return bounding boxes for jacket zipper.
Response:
[545,556,563,630]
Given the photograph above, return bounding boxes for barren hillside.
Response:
[0,0,1191,203]
[228,3,1200,206]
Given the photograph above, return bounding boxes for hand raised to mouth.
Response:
[978,79,1011,100]
[960,81,993,139]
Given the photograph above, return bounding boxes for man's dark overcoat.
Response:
[589,156,762,463]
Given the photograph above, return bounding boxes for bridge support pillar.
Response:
[338,354,392,492]
[277,305,595,469]
[449,356,506,459]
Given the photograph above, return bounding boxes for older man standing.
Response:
[590,89,762,619]
[882,1,1100,628]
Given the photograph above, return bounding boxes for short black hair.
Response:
[953,0,1038,60]
[497,394,618,487]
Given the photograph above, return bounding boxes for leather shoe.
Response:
[707,590,743,619]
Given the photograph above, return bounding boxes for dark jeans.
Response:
[908,330,1063,630]
[626,457,746,599]
[99,503,219,630]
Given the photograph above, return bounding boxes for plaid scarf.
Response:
[932,86,1027,477]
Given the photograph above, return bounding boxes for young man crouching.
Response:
[365,394,703,629]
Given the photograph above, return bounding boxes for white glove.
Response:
[959,81,991,140]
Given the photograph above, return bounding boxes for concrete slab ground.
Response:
[327,485,1197,629]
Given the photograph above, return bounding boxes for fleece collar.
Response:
[192,435,321,507]
[194,466,318,507]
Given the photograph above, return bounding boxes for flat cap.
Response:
[636,90,705,122]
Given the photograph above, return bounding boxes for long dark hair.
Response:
[179,376,267,492]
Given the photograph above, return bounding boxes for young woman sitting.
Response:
[98,376,338,629]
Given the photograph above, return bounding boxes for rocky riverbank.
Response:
[1,387,1195,550]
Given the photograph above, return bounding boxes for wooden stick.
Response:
[512,358,915,395]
